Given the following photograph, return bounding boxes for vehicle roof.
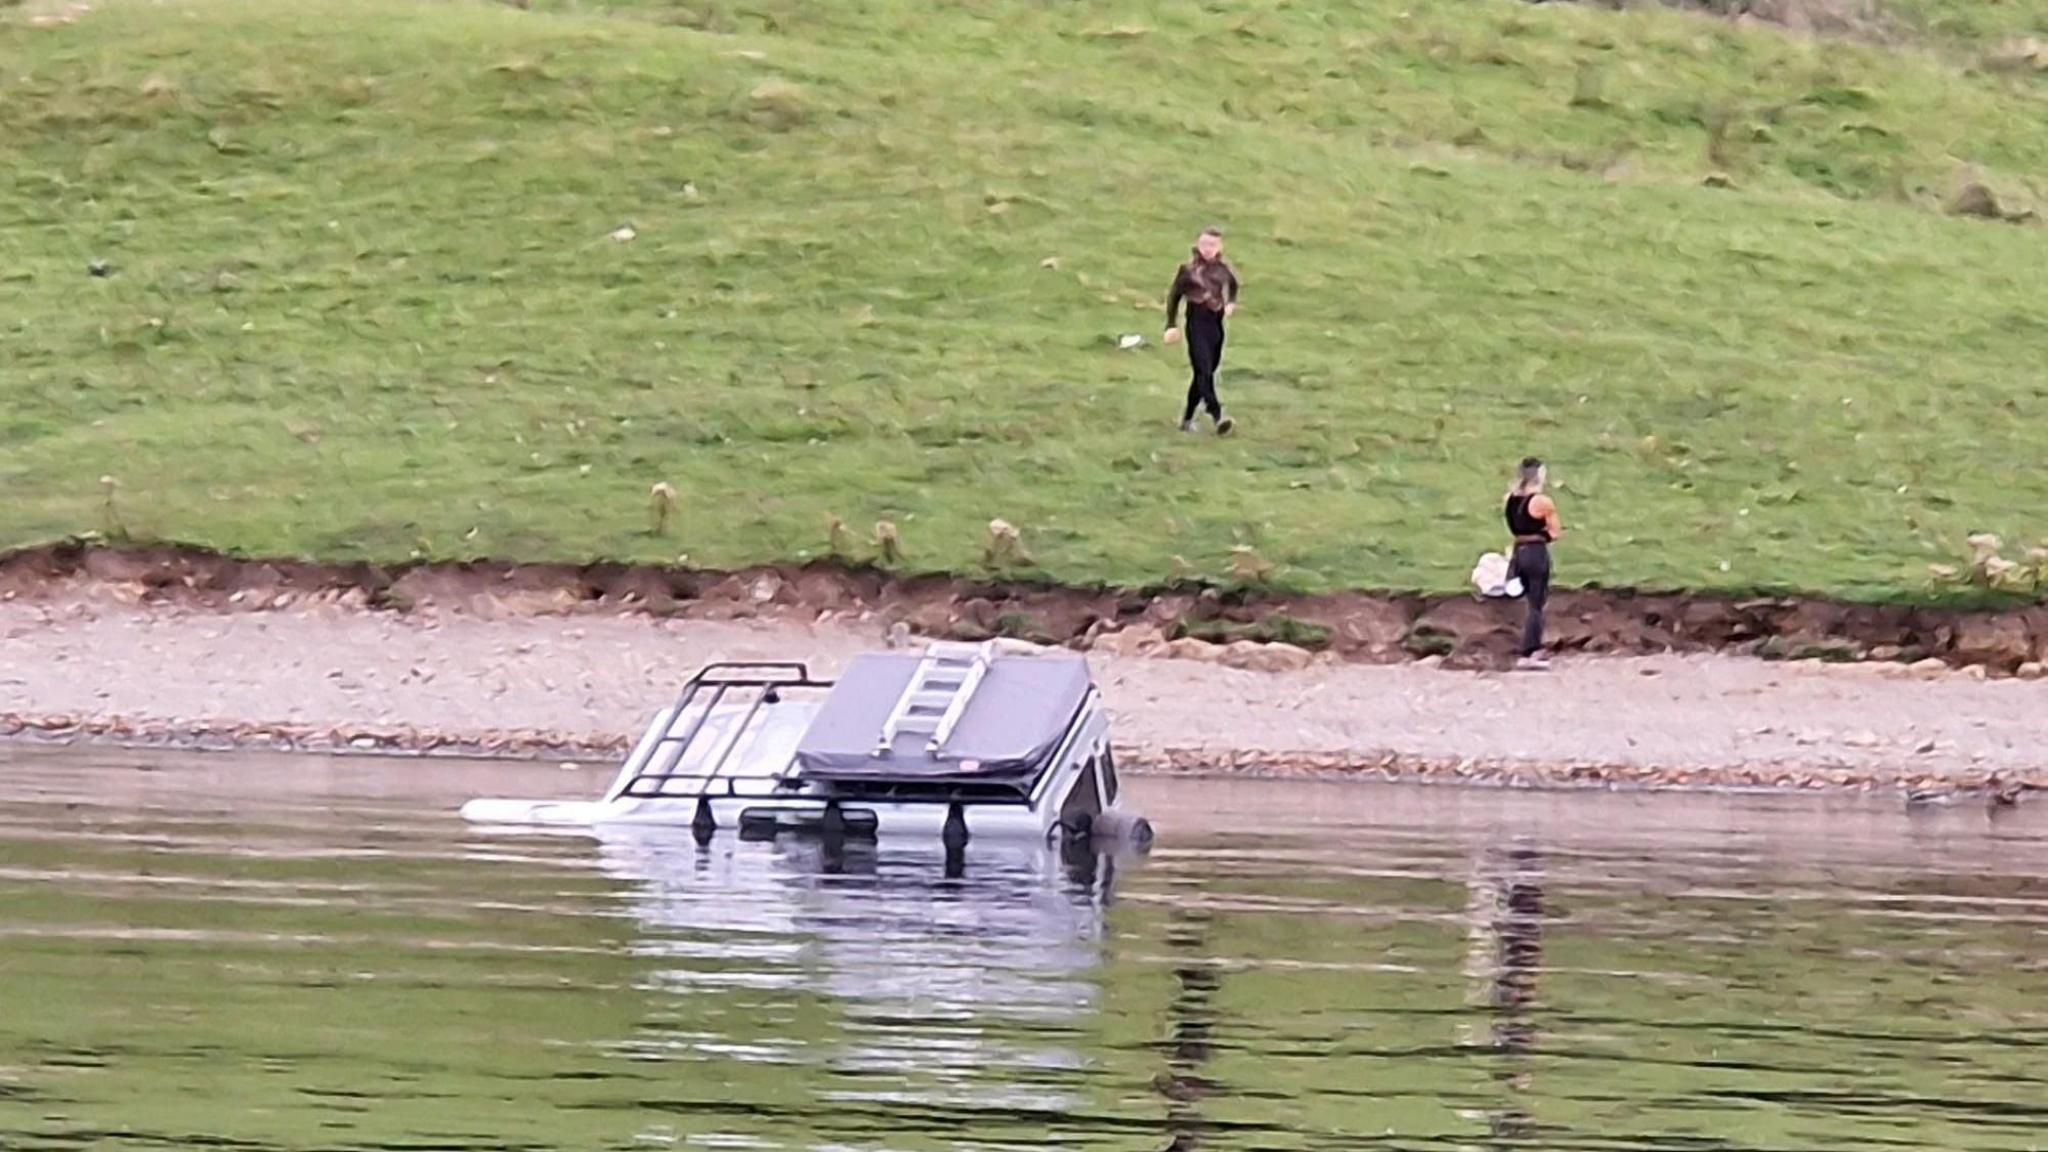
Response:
[794,651,1093,781]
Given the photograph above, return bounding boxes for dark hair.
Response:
[1199,227,1223,239]
[1520,455,1542,471]
[1510,456,1546,496]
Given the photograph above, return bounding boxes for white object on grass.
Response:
[1471,551,1523,599]
[1116,333,1144,349]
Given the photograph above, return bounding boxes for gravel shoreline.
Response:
[3,591,2045,795]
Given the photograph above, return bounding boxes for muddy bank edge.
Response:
[6,539,2047,674]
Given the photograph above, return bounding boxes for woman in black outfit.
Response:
[1164,228,1240,435]
[1504,457,1562,670]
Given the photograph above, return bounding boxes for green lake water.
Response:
[2,748,2045,1150]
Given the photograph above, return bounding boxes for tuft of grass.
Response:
[647,482,677,536]
[1755,635,1864,662]
[873,521,903,567]
[4,0,2048,600]
[981,518,1032,570]
[97,475,128,542]
[1568,61,1608,109]
[744,79,811,131]
[1173,615,1333,650]
[1929,533,2048,594]
[1401,624,1459,659]
[992,611,1058,645]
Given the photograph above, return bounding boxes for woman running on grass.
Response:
[1504,457,1563,670]
[1164,228,1240,435]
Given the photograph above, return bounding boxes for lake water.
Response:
[3,748,2046,1151]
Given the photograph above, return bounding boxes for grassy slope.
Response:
[2,0,2047,597]
[1891,0,2048,41]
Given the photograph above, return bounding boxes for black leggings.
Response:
[1181,309,1225,422]
[1509,542,1551,657]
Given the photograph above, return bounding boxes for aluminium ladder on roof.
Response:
[873,640,997,757]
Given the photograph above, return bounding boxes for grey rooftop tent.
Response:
[794,651,1092,782]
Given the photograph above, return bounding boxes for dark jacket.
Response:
[1166,253,1239,326]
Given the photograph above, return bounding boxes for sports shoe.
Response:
[1215,414,1236,436]
[1179,419,1197,433]
[1515,653,1551,672]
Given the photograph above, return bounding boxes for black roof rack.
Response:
[608,661,833,802]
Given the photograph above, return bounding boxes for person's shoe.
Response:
[1179,419,1197,434]
[1515,653,1551,672]
[1215,414,1236,436]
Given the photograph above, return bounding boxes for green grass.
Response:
[1892,0,2048,43]
[3,0,2048,598]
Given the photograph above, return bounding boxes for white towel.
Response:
[1471,551,1524,599]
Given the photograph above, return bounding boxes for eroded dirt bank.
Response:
[5,541,2048,674]
[2,544,2044,795]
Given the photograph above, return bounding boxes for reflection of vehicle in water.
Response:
[584,824,1137,1113]
[463,642,1152,847]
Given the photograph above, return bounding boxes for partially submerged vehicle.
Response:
[461,641,1152,847]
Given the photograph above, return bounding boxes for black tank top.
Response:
[1504,494,1549,540]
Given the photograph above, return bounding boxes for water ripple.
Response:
[4,750,2048,1150]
